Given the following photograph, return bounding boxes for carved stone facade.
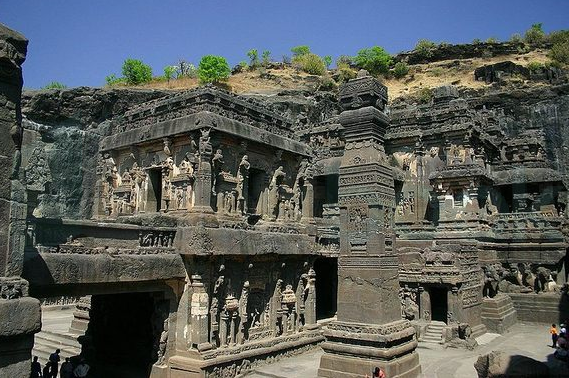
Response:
[10,28,569,378]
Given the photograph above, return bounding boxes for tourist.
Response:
[558,333,568,350]
[73,358,90,378]
[42,361,51,378]
[551,324,559,347]
[30,356,42,378]
[561,323,567,335]
[365,366,386,378]
[48,349,61,378]
[60,357,73,378]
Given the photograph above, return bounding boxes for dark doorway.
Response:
[86,292,158,378]
[314,257,338,320]
[313,175,339,218]
[146,169,162,212]
[248,168,265,214]
[430,287,448,323]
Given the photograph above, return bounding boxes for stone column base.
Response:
[481,294,517,334]
[318,320,421,378]
[0,295,41,378]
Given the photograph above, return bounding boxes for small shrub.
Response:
[122,58,153,85]
[429,67,444,77]
[262,50,271,66]
[282,55,291,64]
[545,60,563,69]
[549,30,569,45]
[486,37,499,44]
[291,45,310,57]
[549,41,569,65]
[472,38,482,44]
[336,55,354,67]
[438,41,451,48]
[105,74,125,86]
[414,39,437,59]
[318,75,337,91]
[524,23,546,46]
[336,62,356,83]
[416,87,433,104]
[510,33,523,43]
[247,49,259,68]
[198,55,230,84]
[163,66,176,82]
[238,61,249,70]
[43,81,67,89]
[527,61,544,71]
[323,55,332,69]
[354,46,392,76]
[176,60,197,78]
[392,62,409,78]
[293,53,326,75]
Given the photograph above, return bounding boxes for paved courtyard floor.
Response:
[247,323,569,378]
[41,309,569,377]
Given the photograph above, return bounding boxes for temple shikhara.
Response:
[1,22,568,378]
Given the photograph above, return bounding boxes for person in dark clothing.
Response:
[30,356,42,378]
[60,357,73,378]
[48,349,60,378]
[42,361,51,378]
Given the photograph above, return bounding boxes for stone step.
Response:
[36,330,81,348]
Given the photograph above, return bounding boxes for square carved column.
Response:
[0,23,41,378]
[318,71,420,378]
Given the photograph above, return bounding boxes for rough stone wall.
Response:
[21,88,170,219]
[0,22,41,378]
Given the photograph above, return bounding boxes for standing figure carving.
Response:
[211,148,224,196]
[268,166,286,219]
[236,155,250,214]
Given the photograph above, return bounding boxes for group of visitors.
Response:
[551,323,569,361]
[30,349,90,378]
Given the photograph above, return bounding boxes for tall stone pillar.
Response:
[318,71,420,378]
[192,127,214,213]
[0,23,41,378]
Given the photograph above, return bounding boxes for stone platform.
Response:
[481,294,517,334]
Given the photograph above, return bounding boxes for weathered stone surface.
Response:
[474,350,549,378]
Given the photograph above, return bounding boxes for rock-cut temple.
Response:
[1,23,568,378]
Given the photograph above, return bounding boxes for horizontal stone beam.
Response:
[100,111,311,156]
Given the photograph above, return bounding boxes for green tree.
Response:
[291,45,310,57]
[43,81,67,89]
[524,23,546,45]
[198,55,230,84]
[164,66,176,82]
[354,46,392,76]
[122,58,153,85]
[323,55,332,69]
[247,49,259,68]
[414,39,437,59]
[549,41,569,65]
[262,50,271,66]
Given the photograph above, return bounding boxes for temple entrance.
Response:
[248,168,265,214]
[314,257,338,320]
[146,169,162,212]
[430,287,448,323]
[86,292,164,378]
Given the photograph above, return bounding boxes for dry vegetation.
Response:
[119,48,553,101]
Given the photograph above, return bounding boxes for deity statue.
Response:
[199,128,212,157]
[269,166,286,218]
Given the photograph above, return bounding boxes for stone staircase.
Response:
[421,321,445,344]
[33,330,82,363]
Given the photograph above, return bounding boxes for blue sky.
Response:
[2,0,568,89]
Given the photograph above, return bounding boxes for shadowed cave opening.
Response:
[86,292,157,378]
[314,257,338,320]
